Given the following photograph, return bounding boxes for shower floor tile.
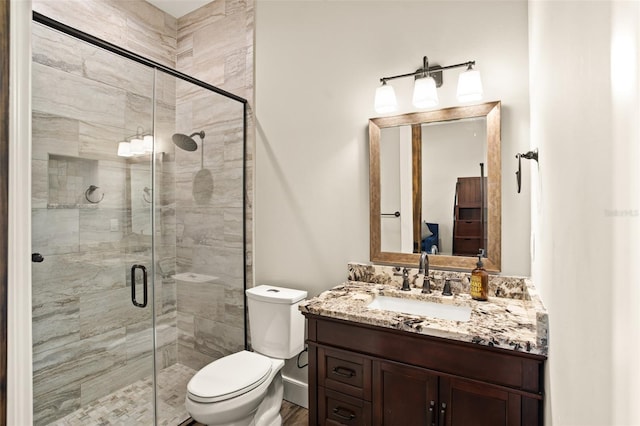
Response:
[50,363,197,426]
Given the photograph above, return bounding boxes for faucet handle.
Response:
[442,279,453,296]
[421,276,431,294]
[401,268,411,291]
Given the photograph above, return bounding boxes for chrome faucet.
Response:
[419,252,431,294]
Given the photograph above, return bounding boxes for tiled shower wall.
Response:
[30,19,177,424]
[174,0,254,370]
[31,0,255,423]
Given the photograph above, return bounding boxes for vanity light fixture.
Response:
[117,128,154,157]
[374,56,483,113]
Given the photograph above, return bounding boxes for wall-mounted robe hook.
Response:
[85,185,105,203]
[515,149,538,194]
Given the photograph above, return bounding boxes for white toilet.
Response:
[185,285,307,426]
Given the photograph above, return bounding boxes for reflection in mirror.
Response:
[380,119,488,256]
[370,101,501,271]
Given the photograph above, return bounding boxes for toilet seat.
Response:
[187,351,273,403]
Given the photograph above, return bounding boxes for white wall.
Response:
[530,1,640,425]
[255,0,531,303]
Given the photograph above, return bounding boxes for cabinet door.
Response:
[373,361,439,426]
[440,377,523,426]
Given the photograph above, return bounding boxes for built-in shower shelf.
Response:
[172,272,218,283]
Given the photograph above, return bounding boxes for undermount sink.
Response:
[366,295,472,322]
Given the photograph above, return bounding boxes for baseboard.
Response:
[282,375,308,409]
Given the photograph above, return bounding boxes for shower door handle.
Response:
[131,264,148,308]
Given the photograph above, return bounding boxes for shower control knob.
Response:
[31,253,44,263]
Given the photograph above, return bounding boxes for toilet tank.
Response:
[246,285,307,359]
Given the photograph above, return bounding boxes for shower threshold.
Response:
[48,363,196,426]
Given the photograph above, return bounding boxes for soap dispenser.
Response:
[470,249,489,301]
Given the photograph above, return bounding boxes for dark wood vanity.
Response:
[305,314,545,426]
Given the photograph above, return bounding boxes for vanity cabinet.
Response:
[306,314,545,426]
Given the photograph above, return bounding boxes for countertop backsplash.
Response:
[347,262,530,300]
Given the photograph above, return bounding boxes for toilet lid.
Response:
[187,351,272,403]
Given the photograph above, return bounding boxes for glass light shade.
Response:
[457,69,483,102]
[143,135,153,153]
[374,83,398,114]
[412,76,439,108]
[130,137,145,155]
[117,141,132,157]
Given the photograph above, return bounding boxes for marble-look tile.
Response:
[224,285,245,325]
[178,206,224,245]
[32,62,128,129]
[79,354,152,407]
[177,0,226,43]
[191,12,245,80]
[78,122,131,163]
[224,207,244,247]
[176,280,225,323]
[31,250,125,306]
[79,286,151,339]
[82,42,155,98]
[124,92,154,134]
[33,327,127,397]
[94,160,128,209]
[178,340,217,371]
[157,342,178,370]
[33,0,128,48]
[212,167,243,208]
[222,47,249,92]
[124,10,177,68]
[32,112,80,161]
[32,208,79,255]
[32,23,84,76]
[79,208,125,246]
[49,363,195,426]
[33,0,177,68]
[32,159,49,209]
[193,316,244,359]
[177,312,195,348]
[190,247,244,285]
[33,381,81,426]
[32,296,80,355]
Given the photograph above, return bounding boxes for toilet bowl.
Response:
[185,285,307,426]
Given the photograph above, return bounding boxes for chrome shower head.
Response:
[171,130,205,152]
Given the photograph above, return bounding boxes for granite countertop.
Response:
[300,278,548,356]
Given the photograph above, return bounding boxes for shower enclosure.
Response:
[30,14,246,425]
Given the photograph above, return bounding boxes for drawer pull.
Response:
[332,406,356,421]
[332,366,356,378]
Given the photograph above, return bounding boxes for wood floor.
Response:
[181,400,309,426]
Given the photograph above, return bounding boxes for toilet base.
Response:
[186,362,284,426]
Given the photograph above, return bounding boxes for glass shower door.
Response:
[31,22,156,425]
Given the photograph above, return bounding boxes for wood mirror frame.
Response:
[369,101,501,272]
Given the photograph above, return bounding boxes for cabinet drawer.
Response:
[319,347,372,400]
[455,220,482,237]
[318,387,372,426]
[453,237,482,255]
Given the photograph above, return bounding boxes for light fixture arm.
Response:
[374,55,482,114]
[379,56,476,84]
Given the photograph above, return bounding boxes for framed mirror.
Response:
[369,101,501,271]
